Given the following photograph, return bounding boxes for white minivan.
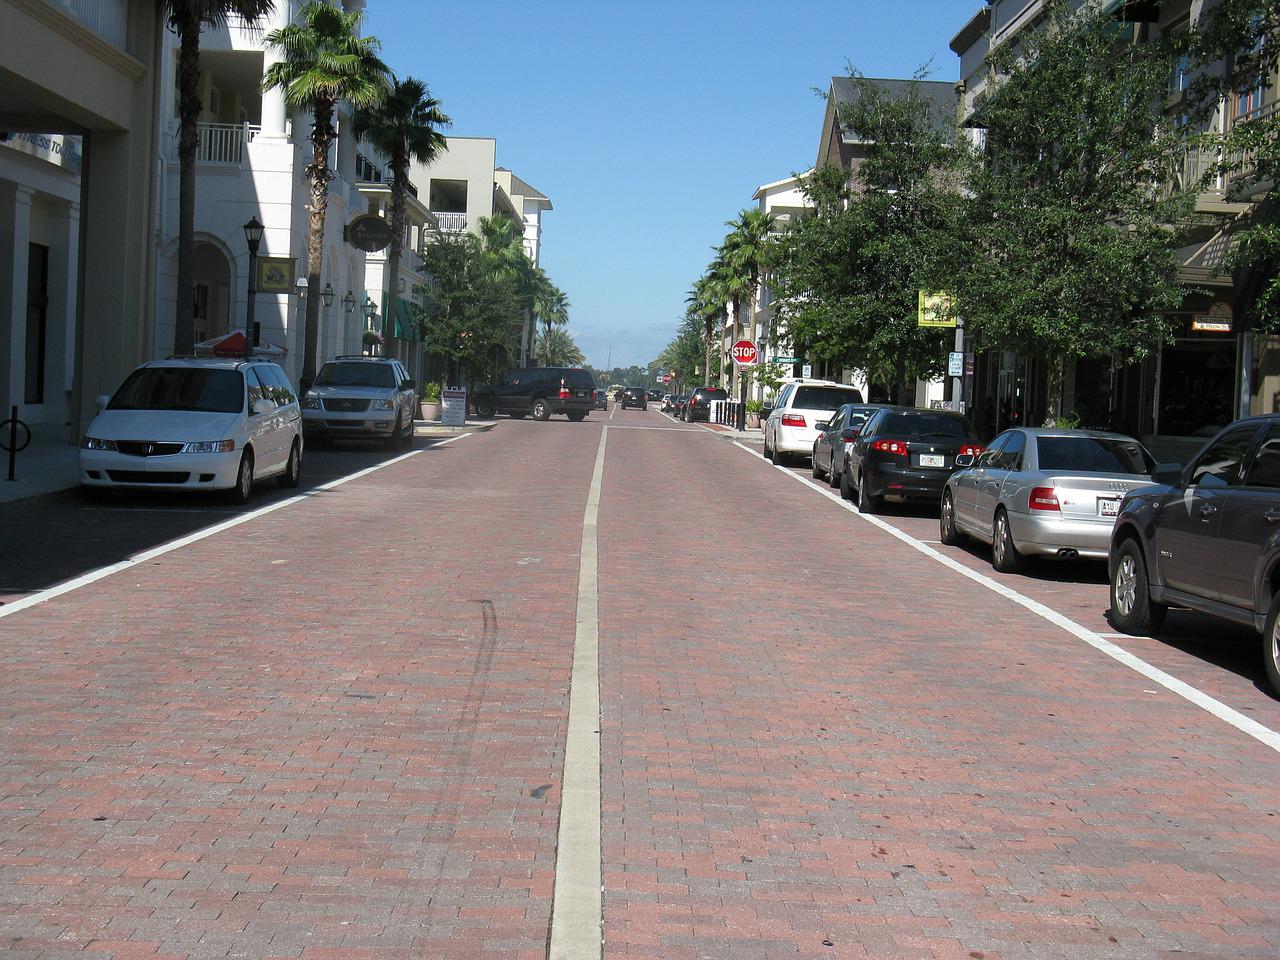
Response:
[80,358,303,503]
[762,379,865,464]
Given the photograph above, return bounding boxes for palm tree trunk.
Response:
[704,317,713,387]
[302,100,335,389]
[174,14,202,356]
[383,153,408,359]
[544,316,552,366]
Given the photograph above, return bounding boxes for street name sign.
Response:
[771,356,799,364]
[731,339,759,366]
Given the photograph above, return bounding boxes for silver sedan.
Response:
[940,428,1155,573]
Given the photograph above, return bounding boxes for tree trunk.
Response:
[746,280,759,401]
[704,317,713,388]
[1043,354,1065,425]
[174,14,203,357]
[544,316,552,366]
[302,100,334,390]
[383,153,408,359]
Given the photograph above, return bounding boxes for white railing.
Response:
[195,122,259,165]
[53,0,128,49]
[430,211,467,232]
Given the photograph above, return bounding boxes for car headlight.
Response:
[81,437,117,451]
[302,395,321,409]
[371,398,396,410]
[182,440,236,454]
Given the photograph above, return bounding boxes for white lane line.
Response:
[609,403,617,421]
[729,440,1280,755]
[0,434,472,621]
[603,424,701,433]
[548,426,605,959]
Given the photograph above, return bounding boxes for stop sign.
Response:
[661,374,672,384]
[731,339,758,366]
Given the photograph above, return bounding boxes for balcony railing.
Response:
[52,0,128,50]
[430,211,467,232]
[168,122,260,166]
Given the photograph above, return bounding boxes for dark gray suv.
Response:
[1109,414,1280,693]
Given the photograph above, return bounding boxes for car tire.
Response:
[940,489,964,545]
[279,440,301,488]
[811,445,823,479]
[839,467,854,501]
[385,415,403,449]
[991,508,1026,574]
[80,485,111,503]
[475,397,496,419]
[568,412,587,422]
[531,398,551,421]
[828,455,842,488]
[1110,537,1166,635]
[1262,592,1280,696]
[228,452,254,505]
[856,471,880,513]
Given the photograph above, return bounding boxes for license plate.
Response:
[1098,497,1121,517]
[919,454,945,468]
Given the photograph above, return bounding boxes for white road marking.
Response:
[0,434,472,621]
[729,440,1280,755]
[548,426,605,959]
[609,402,617,421]
[603,424,701,433]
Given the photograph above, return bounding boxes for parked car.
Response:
[840,407,982,513]
[647,388,663,401]
[941,428,1155,573]
[683,387,728,422]
[472,366,596,421]
[300,356,417,448]
[621,387,649,410]
[670,395,690,418]
[80,358,302,504]
[1108,415,1280,692]
[661,393,674,411]
[594,389,608,410]
[812,404,886,487]
[763,379,865,463]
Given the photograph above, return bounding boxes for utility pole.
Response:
[953,316,965,413]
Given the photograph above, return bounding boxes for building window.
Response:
[193,283,210,343]
[25,244,48,405]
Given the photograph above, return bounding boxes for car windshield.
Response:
[108,368,243,414]
[793,386,863,409]
[1036,436,1153,474]
[315,362,395,388]
[700,389,727,399]
[878,412,970,438]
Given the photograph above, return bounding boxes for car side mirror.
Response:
[954,453,976,468]
[762,404,773,415]
[95,394,110,412]
[251,398,274,416]
[1153,461,1183,486]
[840,428,861,441]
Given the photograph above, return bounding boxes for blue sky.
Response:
[369,0,973,369]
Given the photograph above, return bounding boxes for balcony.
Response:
[51,0,128,50]
[167,121,261,167]
[429,211,467,232]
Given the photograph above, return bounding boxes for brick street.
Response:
[1,411,1277,959]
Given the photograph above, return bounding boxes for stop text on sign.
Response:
[731,339,758,366]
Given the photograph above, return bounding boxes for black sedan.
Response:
[620,387,648,410]
[812,404,885,488]
[841,407,984,512]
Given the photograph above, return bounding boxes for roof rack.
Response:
[334,355,388,361]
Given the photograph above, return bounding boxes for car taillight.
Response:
[959,443,985,457]
[781,414,806,428]
[1029,486,1060,511]
[591,390,598,401]
[872,439,909,456]
[559,379,570,400]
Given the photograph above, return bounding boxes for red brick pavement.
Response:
[599,414,1279,959]
[0,423,598,959]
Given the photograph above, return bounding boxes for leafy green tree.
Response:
[353,77,450,357]
[536,285,570,366]
[654,309,709,390]
[959,0,1192,418]
[535,328,585,367]
[163,0,275,355]
[263,1,389,386]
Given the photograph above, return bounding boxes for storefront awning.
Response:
[392,298,420,342]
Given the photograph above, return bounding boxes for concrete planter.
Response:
[419,401,441,421]
[746,412,761,429]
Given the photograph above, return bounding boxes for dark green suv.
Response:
[473,367,596,421]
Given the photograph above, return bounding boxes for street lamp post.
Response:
[242,216,264,360]
[364,295,378,355]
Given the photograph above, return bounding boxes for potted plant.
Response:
[362,329,384,354]
[745,398,764,429]
[420,381,441,421]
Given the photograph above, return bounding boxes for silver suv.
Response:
[301,356,417,448]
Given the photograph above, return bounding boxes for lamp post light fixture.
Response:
[242,216,264,360]
[321,283,334,308]
[342,290,356,314]
[363,295,378,355]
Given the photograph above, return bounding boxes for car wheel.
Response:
[1110,538,1166,635]
[568,412,587,422]
[531,398,551,421]
[1262,592,1280,696]
[228,452,254,505]
[474,397,496,418]
[279,440,302,488]
[991,508,1026,574]
[838,467,854,501]
[385,415,403,448]
[811,445,823,479]
[828,454,842,488]
[80,485,111,503]
[764,437,775,464]
[856,471,880,513]
[940,490,964,545]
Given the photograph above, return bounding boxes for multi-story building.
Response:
[1,0,163,442]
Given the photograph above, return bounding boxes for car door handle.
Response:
[1265,508,1280,524]
[1197,503,1219,520]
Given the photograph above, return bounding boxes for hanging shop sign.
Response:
[257,257,296,293]
[345,214,395,252]
[1191,301,1233,333]
[918,291,957,328]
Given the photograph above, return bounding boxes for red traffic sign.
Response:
[661,374,672,384]
[731,339,759,366]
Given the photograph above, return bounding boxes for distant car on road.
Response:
[661,393,674,412]
[812,404,885,487]
[472,366,595,421]
[841,407,982,513]
[941,428,1155,573]
[682,387,727,422]
[763,379,865,463]
[647,388,663,401]
[621,387,649,410]
[301,356,417,448]
[1108,415,1280,693]
[594,389,608,410]
[80,358,302,504]
[670,395,690,418]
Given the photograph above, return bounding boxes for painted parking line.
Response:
[0,434,472,622]
[729,439,1280,755]
[547,425,606,960]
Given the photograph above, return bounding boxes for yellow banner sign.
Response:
[258,257,296,293]
[918,291,957,328]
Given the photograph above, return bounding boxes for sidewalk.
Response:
[701,420,764,442]
[0,440,80,510]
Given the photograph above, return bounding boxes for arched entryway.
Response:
[192,241,231,345]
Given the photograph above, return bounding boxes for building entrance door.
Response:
[1156,338,1236,439]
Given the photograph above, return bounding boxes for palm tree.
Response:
[688,274,725,386]
[534,280,570,366]
[163,0,276,355]
[478,214,541,364]
[263,1,389,387]
[722,209,776,350]
[534,328,584,367]
[353,77,450,361]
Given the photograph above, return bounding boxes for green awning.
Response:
[392,298,420,341]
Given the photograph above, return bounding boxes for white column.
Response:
[260,48,288,137]
[0,185,34,412]
[45,200,80,426]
